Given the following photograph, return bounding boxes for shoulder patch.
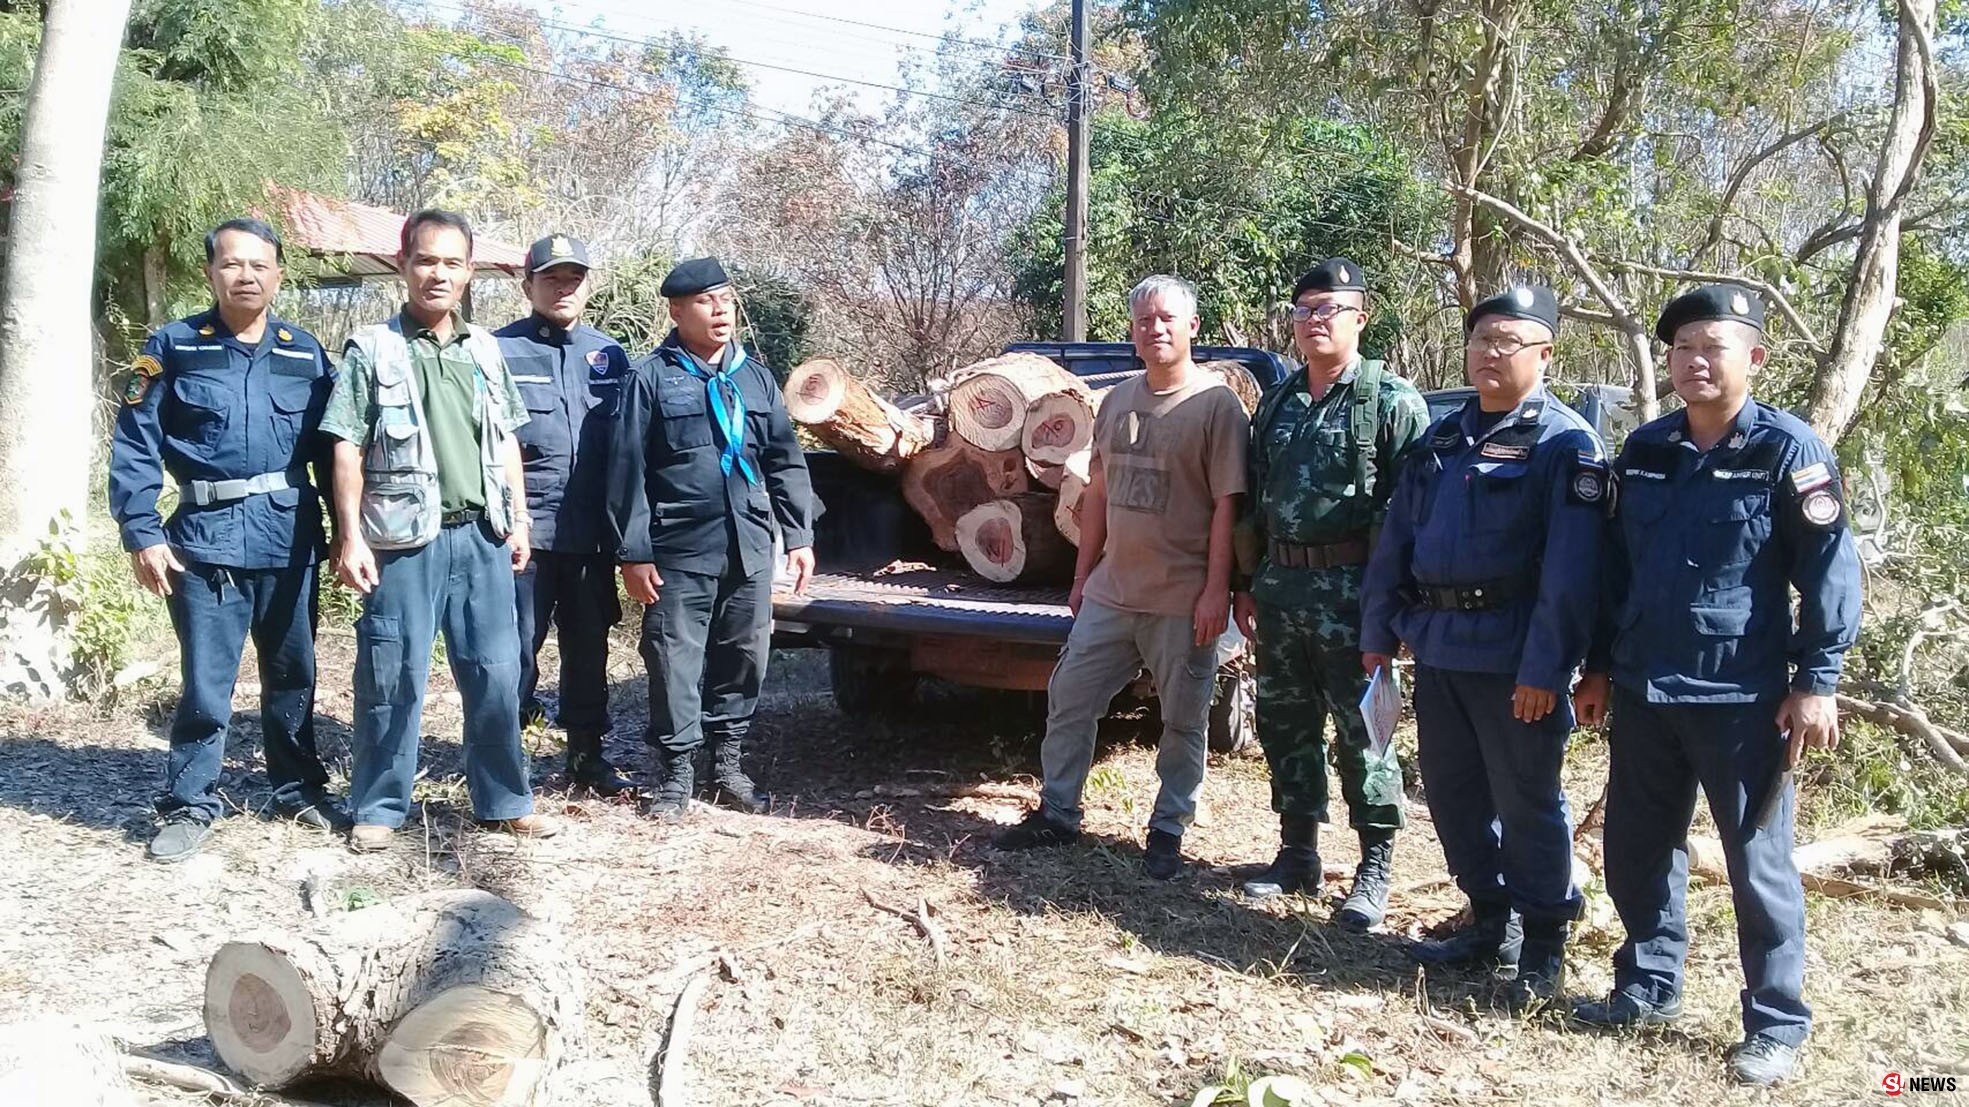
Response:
[1569,454,1613,512]
[121,372,151,405]
[1799,485,1844,530]
[132,354,162,378]
[1790,461,1831,494]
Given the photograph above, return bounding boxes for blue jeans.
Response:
[161,561,326,822]
[1604,686,1810,1045]
[1412,665,1581,922]
[349,520,533,826]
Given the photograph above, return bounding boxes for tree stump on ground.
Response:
[203,889,582,1106]
[954,493,1075,584]
[783,358,931,473]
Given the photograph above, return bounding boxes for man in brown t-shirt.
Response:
[994,275,1249,879]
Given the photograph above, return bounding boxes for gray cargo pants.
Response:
[1037,598,1238,837]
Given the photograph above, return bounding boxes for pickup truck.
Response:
[769,344,1628,752]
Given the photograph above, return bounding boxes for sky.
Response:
[523,0,1049,120]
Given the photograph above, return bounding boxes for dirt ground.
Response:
[1,620,1966,1107]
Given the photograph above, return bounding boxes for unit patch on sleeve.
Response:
[1800,486,1844,530]
[122,372,151,405]
[132,354,162,378]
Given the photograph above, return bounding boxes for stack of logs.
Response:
[783,353,1261,584]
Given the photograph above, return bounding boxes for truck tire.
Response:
[829,646,917,717]
[1207,662,1256,754]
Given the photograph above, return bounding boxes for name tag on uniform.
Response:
[1621,468,1667,480]
[512,374,553,384]
[1479,441,1531,461]
[1710,468,1768,481]
[185,344,225,352]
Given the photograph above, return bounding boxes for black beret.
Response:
[660,256,732,298]
[1655,283,1765,344]
[1291,257,1368,301]
[1465,284,1559,337]
[526,233,590,273]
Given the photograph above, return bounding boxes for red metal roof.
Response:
[267,186,525,280]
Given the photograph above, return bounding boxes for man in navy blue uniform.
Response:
[1360,284,1607,1010]
[606,257,815,820]
[495,234,633,794]
[109,218,344,863]
[1570,286,1861,1085]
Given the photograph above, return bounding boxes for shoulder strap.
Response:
[1349,359,1389,489]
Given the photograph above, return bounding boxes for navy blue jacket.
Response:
[108,309,331,569]
[494,314,630,552]
[1361,387,1608,693]
[1591,400,1861,702]
[605,331,814,578]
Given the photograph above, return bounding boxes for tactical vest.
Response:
[347,319,518,550]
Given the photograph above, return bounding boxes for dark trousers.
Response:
[638,560,772,755]
[161,562,328,822]
[1604,686,1810,1045]
[515,551,620,738]
[349,520,533,827]
[1413,665,1581,921]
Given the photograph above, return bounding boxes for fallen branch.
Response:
[863,889,948,965]
[1687,814,1960,908]
[1837,693,1969,775]
[121,1054,347,1105]
[654,965,714,1107]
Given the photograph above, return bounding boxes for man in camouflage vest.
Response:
[1233,258,1430,927]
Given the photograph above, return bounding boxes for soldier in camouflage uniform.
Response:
[1232,258,1430,928]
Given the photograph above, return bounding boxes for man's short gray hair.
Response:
[1128,274,1198,319]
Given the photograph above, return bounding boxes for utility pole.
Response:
[1061,0,1089,341]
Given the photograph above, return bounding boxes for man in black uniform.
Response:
[495,234,633,794]
[606,257,815,818]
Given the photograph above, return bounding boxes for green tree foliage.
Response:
[1008,112,1440,360]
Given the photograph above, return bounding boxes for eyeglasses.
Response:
[1290,303,1360,324]
[1466,337,1551,357]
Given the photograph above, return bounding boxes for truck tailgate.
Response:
[773,568,1072,645]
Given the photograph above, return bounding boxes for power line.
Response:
[686,0,1078,64]
[419,0,1063,122]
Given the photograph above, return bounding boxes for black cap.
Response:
[526,233,589,274]
[1291,257,1368,301]
[1466,284,1559,337]
[660,256,732,298]
[1655,283,1765,344]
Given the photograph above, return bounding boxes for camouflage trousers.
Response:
[1253,574,1405,832]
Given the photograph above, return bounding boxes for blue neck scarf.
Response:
[679,342,758,484]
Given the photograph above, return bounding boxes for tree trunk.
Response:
[899,423,1029,551]
[0,0,132,701]
[1804,0,1937,443]
[945,352,1090,452]
[142,240,168,328]
[203,890,583,1106]
[1618,317,1659,423]
[954,493,1074,584]
[782,357,932,473]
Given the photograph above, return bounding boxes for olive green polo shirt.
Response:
[321,308,528,514]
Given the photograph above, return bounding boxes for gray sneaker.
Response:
[148,815,213,863]
[1727,1035,1799,1085]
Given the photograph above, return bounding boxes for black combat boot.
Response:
[1335,829,1395,931]
[1508,917,1569,1013]
[1409,899,1523,972]
[646,748,694,821]
[566,733,633,796]
[704,736,767,814]
[1241,815,1321,899]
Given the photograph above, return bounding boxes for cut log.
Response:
[946,353,1089,451]
[900,426,1029,551]
[1028,448,1089,491]
[1021,389,1095,465]
[1054,468,1090,547]
[782,357,932,474]
[203,889,581,1106]
[1199,359,1262,415]
[954,494,1075,584]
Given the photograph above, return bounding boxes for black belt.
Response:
[441,508,484,527]
[1269,535,1370,570]
[1406,575,1532,611]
